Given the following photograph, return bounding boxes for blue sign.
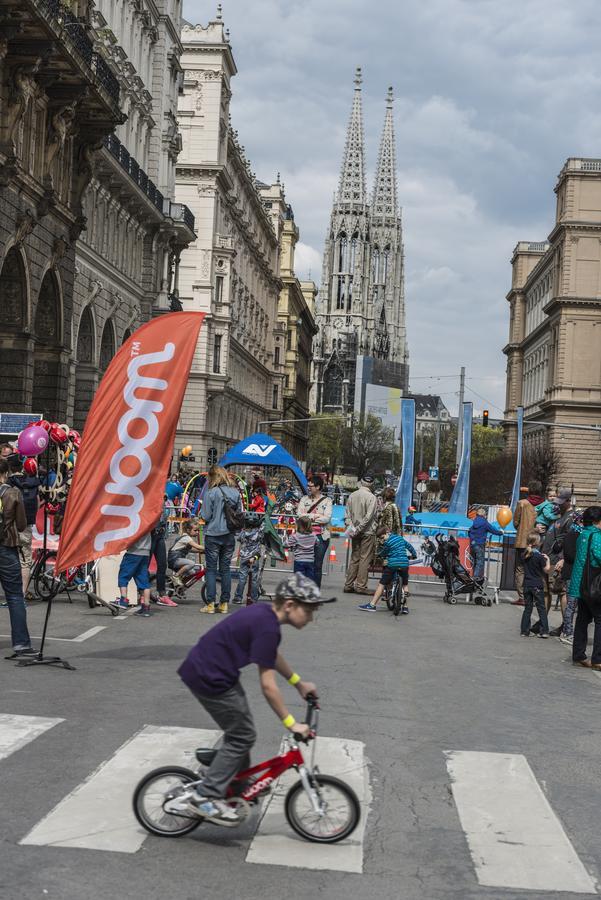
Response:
[429,466,439,481]
[448,402,473,516]
[0,412,42,435]
[510,406,524,512]
[396,399,416,519]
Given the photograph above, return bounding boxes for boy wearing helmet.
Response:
[176,573,335,823]
[233,511,265,604]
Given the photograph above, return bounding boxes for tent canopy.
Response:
[217,432,308,492]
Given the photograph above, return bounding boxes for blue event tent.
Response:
[217,432,308,492]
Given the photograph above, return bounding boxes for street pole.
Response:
[456,366,465,468]
[391,425,396,472]
[435,418,441,467]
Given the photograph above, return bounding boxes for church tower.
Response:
[313,75,409,417]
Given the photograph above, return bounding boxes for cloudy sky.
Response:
[183,0,600,415]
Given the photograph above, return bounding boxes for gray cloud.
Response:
[183,0,601,414]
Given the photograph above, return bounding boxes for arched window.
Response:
[32,271,62,420]
[337,233,347,272]
[323,365,343,408]
[349,234,358,272]
[76,307,94,363]
[371,247,380,283]
[0,248,27,331]
[34,270,60,344]
[382,247,390,283]
[99,319,116,373]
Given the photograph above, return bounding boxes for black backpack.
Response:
[9,474,39,526]
[219,487,245,533]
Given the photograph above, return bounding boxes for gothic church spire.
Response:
[372,86,398,218]
[336,67,366,205]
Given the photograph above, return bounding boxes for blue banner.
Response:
[448,402,473,516]
[510,406,524,512]
[396,399,415,520]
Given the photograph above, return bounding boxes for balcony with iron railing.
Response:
[31,0,120,107]
[103,133,195,232]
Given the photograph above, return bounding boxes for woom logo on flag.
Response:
[55,312,204,573]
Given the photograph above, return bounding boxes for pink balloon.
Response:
[17,425,49,457]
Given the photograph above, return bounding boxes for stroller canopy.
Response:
[217,433,308,493]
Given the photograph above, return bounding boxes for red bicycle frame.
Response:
[226,745,306,803]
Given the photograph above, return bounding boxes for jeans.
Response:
[235,557,260,602]
[294,560,315,582]
[0,544,32,649]
[471,543,486,581]
[204,533,236,604]
[520,587,549,635]
[150,531,167,595]
[313,536,329,588]
[193,682,256,798]
[572,596,601,665]
[563,594,578,638]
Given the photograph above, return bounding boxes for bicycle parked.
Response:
[31,549,119,616]
[133,696,360,843]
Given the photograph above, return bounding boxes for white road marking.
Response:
[246,737,370,873]
[0,714,63,762]
[21,725,220,853]
[446,751,598,894]
[0,626,106,643]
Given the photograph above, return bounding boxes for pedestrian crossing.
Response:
[2,714,599,890]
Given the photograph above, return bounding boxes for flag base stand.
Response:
[13,590,76,672]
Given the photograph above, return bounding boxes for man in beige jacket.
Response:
[512,480,542,605]
[344,476,378,594]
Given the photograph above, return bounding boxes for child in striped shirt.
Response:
[359,525,417,612]
[285,516,317,583]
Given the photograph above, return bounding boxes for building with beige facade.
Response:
[174,14,315,468]
[504,157,601,502]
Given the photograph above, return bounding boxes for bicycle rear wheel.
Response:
[133,766,203,837]
[284,774,360,843]
[392,582,404,617]
[33,553,62,600]
[384,585,394,611]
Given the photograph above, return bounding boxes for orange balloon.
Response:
[497,506,512,528]
[181,445,192,457]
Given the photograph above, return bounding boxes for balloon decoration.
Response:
[181,445,192,457]
[496,506,512,528]
[16,418,84,534]
[17,425,49,457]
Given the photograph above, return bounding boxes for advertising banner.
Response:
[395,398,415,520]
[55,312,205,573]
[510,406,524,512]
[448,402,473,516]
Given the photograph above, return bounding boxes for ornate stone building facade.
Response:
[0,0,194,429]
[0,0,122,422]
[259,183,317,465]
[504,157,601,502]
[313,71,409,417]
[175,15,315,467]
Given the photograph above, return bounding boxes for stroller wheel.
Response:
[473,595,481,605]
[483,596,492,607]
[448,595,457,605]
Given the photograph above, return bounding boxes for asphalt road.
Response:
[1,564,600,900]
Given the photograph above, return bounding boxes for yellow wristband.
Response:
[282,714,296,729]
[288,672,301,686]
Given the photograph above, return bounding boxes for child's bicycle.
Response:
[132,696,360,844]
[149,562,208,605]
[383,572,407,617]
[31,550,119,616]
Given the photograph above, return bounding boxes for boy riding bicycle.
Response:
[175,572,336,824]
[359,525,417,612]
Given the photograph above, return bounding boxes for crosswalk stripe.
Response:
[245,737,370,873]
[0,714,64,763]
[446,751,598,894]
[21,725,220,853]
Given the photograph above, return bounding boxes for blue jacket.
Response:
[568,526,601,599]
[379,533,417,569]
[201,485,242,537]
[468,515,503,546]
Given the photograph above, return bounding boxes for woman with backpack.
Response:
[201,466,243,615]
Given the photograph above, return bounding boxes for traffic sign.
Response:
[416,481,427,494]
[416,470,429,482]
[207,447,218,466]
[428,466,439,481]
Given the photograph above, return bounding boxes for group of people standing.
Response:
[513,480,601,667]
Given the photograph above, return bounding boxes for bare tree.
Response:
[523,445,565,495]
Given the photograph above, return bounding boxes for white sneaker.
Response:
[167,793,240,826]
[559,635,573,645]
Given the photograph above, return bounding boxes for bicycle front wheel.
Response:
[133,766,203,837]
[284,774,360,843]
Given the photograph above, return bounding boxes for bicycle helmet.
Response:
[243,511,263,528]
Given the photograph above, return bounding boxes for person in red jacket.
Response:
[249,487,265,515]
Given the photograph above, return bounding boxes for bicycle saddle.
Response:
[195,747,217,765]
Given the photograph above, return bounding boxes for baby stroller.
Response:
[422,533,494,607]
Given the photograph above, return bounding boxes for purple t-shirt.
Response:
[178,603,281,696]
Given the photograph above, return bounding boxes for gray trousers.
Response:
[193,682,257,798]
